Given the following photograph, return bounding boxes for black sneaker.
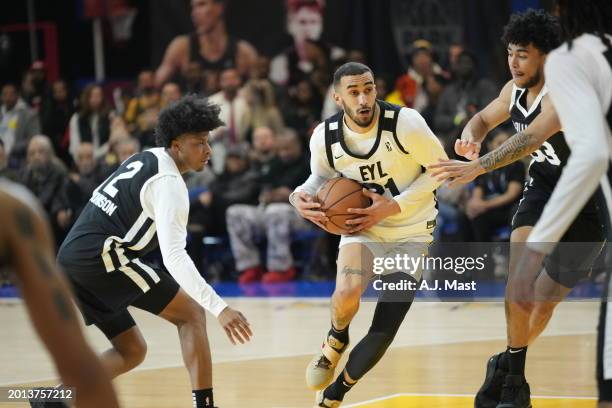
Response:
[475,353,507,408]
[496,374,532,408]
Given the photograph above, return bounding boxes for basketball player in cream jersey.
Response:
[290,62,447,407]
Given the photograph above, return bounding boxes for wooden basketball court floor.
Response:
[0,298,599,407]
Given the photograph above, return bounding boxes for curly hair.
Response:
[155,95,224,148]
[502,9,561,54]
[557,0,612,51]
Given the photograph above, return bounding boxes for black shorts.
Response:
[511,183,605,288]
[62,260,179,339]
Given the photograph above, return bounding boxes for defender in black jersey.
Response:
[430,10,605,408]
[57,96,252,408]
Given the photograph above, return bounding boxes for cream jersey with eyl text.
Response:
[294,100,448,240]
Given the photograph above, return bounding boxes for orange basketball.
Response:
[315,177,371,235]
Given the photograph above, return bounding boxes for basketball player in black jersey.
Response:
[56,96,252,408]
[0,180,119,408]
[155,0,258,91]
[430,10,604,408]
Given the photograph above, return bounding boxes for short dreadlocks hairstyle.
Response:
[155,95,224,148]
[556,0,612,51]
[502,9,561,54]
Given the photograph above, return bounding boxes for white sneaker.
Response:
[305,334,348,390]
[314,389,342,408]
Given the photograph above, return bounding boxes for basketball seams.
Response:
[318,177,343,208]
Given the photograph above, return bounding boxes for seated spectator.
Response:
[0,140,18,181]
[243,79,284,136]
[187,143,260,274]
[0,83,40,169]
[160,82,182,107]
[467,130,525,241]
[226,130,310,284]
[155,0,258,92]
[209,68,251,173]
[116,137,140,163]
[41,79,74,166]
[124,70,160,146]
[21,60,49,110]
[69,84,112,161]
[66,142,107,218]
[249,126,277,172]
[20,135,72,243]
[283,79,321,143]
[249,55,286,108]
[386,41,446,125]
[434,51,497,142]
[435,180,472,242]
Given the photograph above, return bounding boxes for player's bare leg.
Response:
[527,271,571,344]
[306,243,373,391]
[158,289,213,388]
[101,327,148,378]
[158,289,215,405]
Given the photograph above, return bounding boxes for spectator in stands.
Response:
[467,130,525,241]
[20,135,71,242]
[187,143,260,273]
[155,0,258,93]
[270,0,344,87]
[226,129,310,284]
[283,78,321,143]
[0,140,17,181]
[41,79,74,166]
[124,71,161,148]
[160,82,182,107]
[116,137,140,164]
[0,83,40,169]
[66,142,106,219]
[386,40,446,125]
[434,50,497,141]
[69,84,112,161]
[435,180,472,241]
[209,68,251,173]
[249,55,286,108]
[243,79,284,136]
[21,60,48,110]
[249,125,277,172]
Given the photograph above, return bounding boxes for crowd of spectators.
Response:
[0,0,528,285]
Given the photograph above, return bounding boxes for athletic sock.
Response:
[328,323,349,351]
[507,346,527,376]
[192,388,214,408]
[498,348,509,371]
[325,371,356,401]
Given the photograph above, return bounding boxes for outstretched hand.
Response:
[428,158,486,187]
[218,307,252,345]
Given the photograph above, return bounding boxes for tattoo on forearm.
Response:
[34,251,53,278]
[15,208,34,237]
[480,131,540,171]
[342,266,364,276]
[52,289,74,321]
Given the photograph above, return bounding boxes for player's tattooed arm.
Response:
[9,200,76,322]
[479,131,541,172]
